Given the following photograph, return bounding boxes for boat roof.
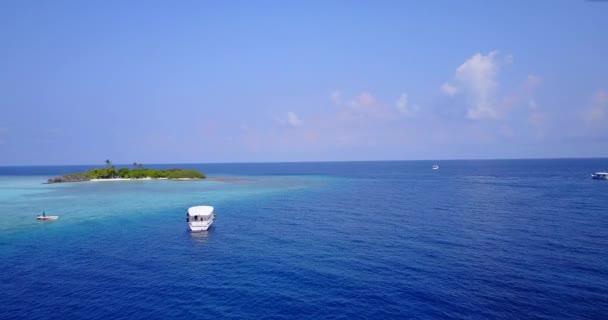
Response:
[188,206,214,216]
[594,172,608,175]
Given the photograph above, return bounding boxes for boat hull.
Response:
[37,216,59,221]
[592,172,608,180]
[188,221,213,232]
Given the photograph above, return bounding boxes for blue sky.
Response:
[1,1,607,165]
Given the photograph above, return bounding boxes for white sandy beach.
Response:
[89,177,169,182]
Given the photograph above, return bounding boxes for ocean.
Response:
[0,159,607,319]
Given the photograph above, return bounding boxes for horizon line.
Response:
[1,156,607,167]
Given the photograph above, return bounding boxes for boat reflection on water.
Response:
[189,230,211,243]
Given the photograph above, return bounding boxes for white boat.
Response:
[187,206,214,232]
[591,172,608,180]
[36,215,59,221]
[432,165,439,170]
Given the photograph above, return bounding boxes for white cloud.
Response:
[504,54,514,64]
[585,90,608,122]
[442,50,502,120]
[287,112,303,126]
[330,91,342,106]
[441,83,459,96]
[342,92,387,119]
[395,93,419,116]
[525,75,541,90]
[349,92,377,109]
[331,91,384,116]
[396,94,408,111]
[274,112,303,127]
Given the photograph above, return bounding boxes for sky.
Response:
[1,1,607,165]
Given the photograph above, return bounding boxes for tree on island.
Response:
[117,167,130,178]
[105,159,116,178]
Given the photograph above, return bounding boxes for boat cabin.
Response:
[591,172,608,180]
[187,207,214,222]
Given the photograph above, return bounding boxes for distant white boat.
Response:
[37,215,59,221]
[187,206,214,232]
[591,172,608,180]
[432,165,439,170]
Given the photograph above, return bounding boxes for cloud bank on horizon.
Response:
[0,1,607,165]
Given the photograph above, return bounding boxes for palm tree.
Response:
[105,159,116,178]
[138,163,143,169]
[133,162,138,169]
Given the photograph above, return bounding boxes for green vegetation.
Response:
[105,159,116,178]
[47,160,206,183]
[165,169,206,179]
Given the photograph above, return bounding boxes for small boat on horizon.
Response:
[187,206,215,232]
[432,165,439,170]
[591,172,608,180]
[36,212,59,221]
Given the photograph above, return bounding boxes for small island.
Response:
[47,160,206,183]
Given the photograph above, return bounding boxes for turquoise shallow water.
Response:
[1,160,608,319]
[0,175,329,233]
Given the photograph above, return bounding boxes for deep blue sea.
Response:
[1,160,607,319]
